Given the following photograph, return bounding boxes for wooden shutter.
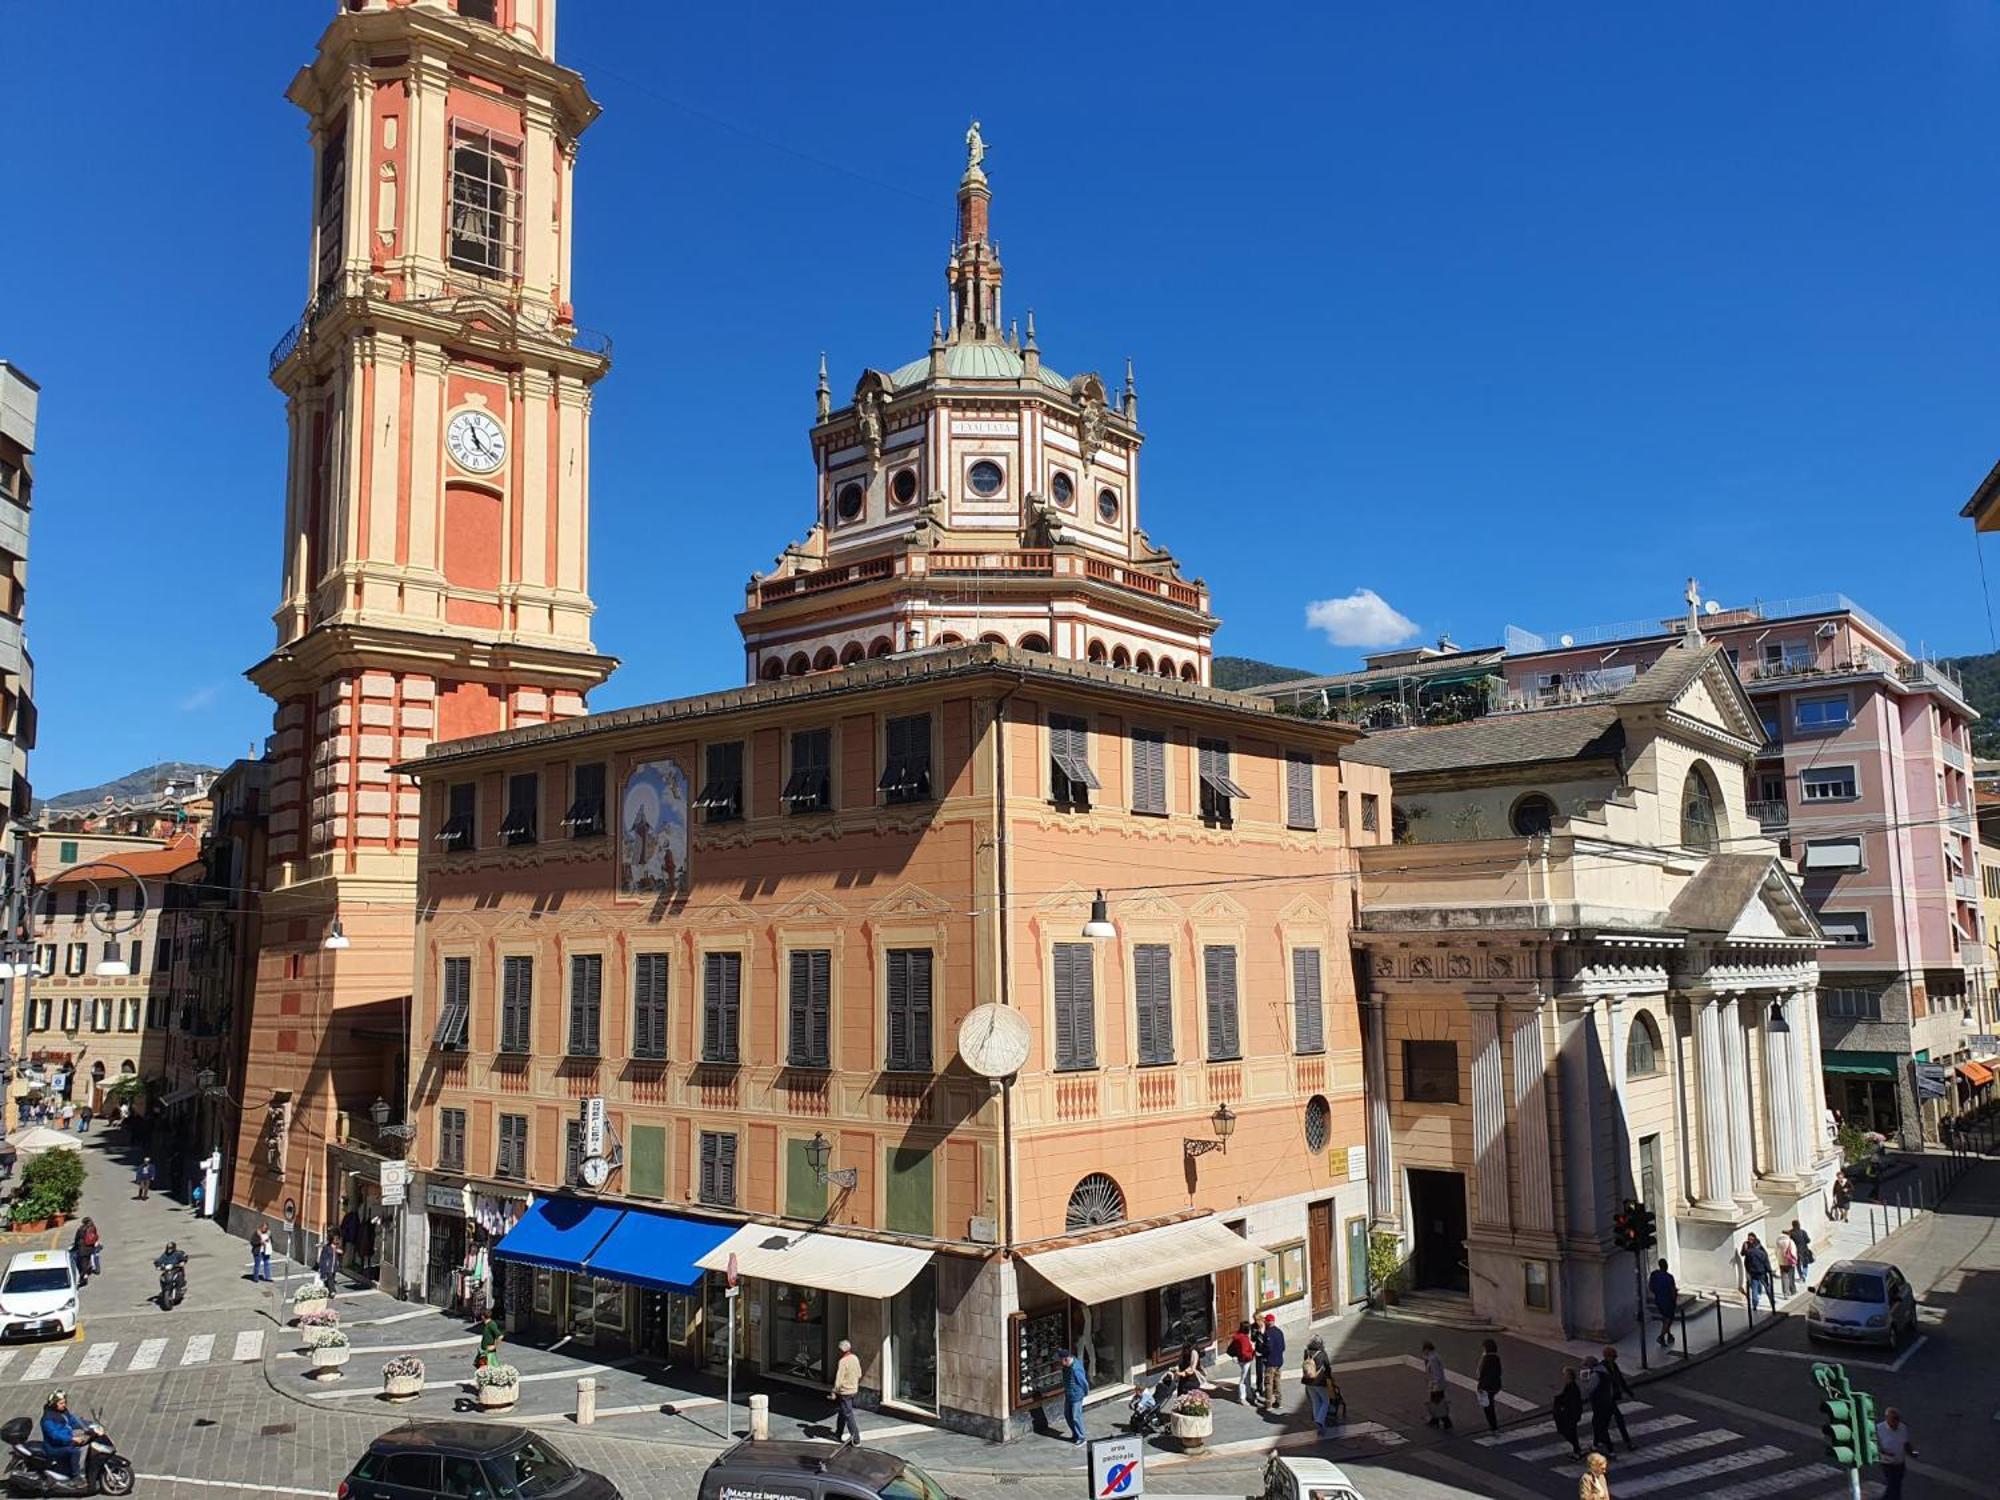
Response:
[703,953,725,1060]
[569,955,601,1056]
[887,949,910,1069]
[501,957,532,1053]
[633,954,667,1059]
[1054,943,1095,1069]
[788,952,811,1064]
[788,951,829,1066]
[1204,944,1240,1060]
[718,1133,738,1204]
[905,949,933,1069]
[1132,731,1166,814]
[1286,752,1315,829]
[721,953,741,1059]
[699,1132,718,1202]
[1292,947,1325,1054]
[1134,943,1173,1064]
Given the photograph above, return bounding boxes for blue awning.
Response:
[492,1196,624,1274]
[585,1206,737,1292]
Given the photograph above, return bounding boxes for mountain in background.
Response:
[1213,655,1317,691]
[1943,650,2000,756]
[39,760,224,811]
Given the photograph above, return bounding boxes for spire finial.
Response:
[1122,357,1138,420]
[931,307,944,349]
[1006,318,1019,351]
[815,351,830,423]
[1025,310,1038,350]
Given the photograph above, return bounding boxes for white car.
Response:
[1263,1455,1365,1500]
[0,1250,79,1341]
[1805,1258,1918,1347]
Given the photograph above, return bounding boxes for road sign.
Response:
[726,1252,739,1289]
[380,1159,409,1207]
[282,1197,297,1226]
[1087,1436,1144,1499]
[1914,1063,1948,1101]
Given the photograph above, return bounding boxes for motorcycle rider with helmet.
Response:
[39,1391,94,1482]
[153,1241,187,1309]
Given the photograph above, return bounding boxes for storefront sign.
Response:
[1971,1034,1999,1054]
[426,1183,466,1214]
[1088,1436,1145,1499]
[580,1096,606,1159]
[380,1160,409,1208]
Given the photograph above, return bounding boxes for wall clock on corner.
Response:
[446,409,507,475]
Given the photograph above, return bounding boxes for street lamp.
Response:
[1183,1102,1238,1159]
[368,1094,417,1140]
[1082,890,1116,940]
[323,919,351,951]
[804,1130,858,1190]
[1768,999,1790,1034]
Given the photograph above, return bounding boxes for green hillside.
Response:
[1213,655,1316,691]
[1944,649,2000,755]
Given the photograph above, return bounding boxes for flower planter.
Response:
[310,1346,350,1377]
[11,1220,47,1234]
[302,1326,344,1350]
[292,1294,330,1322]
[1167,1409,1213,1450]
[476,1382,519,1410]
[383,1375,424,1401]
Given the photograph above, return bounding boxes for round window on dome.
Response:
[890,468,918,507]
[835,481,865,523]
[1097,487,1120,523]
[1051,471,1075,508]
[968,460,1005,498]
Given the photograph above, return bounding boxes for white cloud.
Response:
[177,684,221,713]
[1304,588,1419,649]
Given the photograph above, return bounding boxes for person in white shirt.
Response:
[1875,1407,1915,1500]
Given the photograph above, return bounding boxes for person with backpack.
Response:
[1475,1338,1504,1433]
[1778,1232,1800,1298]
[1301,1335,1340,1435]
[1226,1321,1258,1404]
[70,1219,100,1287]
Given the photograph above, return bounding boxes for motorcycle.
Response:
[153,1253,185,1311]
[0,1414,135,1496]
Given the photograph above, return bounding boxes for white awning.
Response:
[1022,1216,1273,1305]
[695,1223,933,1300]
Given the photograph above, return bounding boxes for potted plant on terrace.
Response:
[309,1327,350,1377]
[382,1354,425,1401]
[298,1308,341,1349]
[291,1279,331,1321]
[474,1362,521,1410]
[1166,1390,1213,1450]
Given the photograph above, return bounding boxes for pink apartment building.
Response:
[1499,594,1983,1146]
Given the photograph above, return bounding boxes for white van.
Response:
[0,1250,79,1340]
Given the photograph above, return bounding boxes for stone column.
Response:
[1764,994,1801,1178]
[1796,987,1829,1164]
[1509,1003,1554,1232]
[1694,998,1737,1211]
[1363,997,1396,1224]
[1470,998,1510,1229]
[1721,994,1756,1201]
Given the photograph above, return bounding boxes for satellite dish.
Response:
[1559,634,1575,648]
[1704,600,1722,616]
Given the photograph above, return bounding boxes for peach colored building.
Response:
[229,0,615,1245]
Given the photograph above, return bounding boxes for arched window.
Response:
[120,1060,135,1075]
[1626,1011,1664,1078]
[786,652,810,677]
[1065,1173,1127,1231]
[1134,651,1155,675]
[760,658,785,682]
[1087,641,1108,665]
[90,1060,106,1082]
[868,637,893,658]
[1511,793,1557,837]
[448,129,519,277]
[1111,646,1132,670]
[1681,764,1720,852]
[812,647,838,671]
[839,642,864,666]
[979,632,1007,646]
[1180,662,1198,682]
[1157,656,1176,678]
[1018,634,1051,654]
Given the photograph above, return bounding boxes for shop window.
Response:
[1150,1276,1216,1360]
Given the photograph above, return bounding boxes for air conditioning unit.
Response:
[1536,673,1562,690]
[1816,622,1839,639]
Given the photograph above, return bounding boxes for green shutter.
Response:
[628,1125,666,1198]
[884,1145,934,1236]
[786,1137,828,1220]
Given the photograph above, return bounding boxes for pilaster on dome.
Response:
[949,121,1003,344]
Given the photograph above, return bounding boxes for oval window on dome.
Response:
[835,481,865,522]
[1097,487,1120,523]
[890,468,919,507]
[1051,471,1075,507]
[968,460,1004,497]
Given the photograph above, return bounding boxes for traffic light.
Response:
[1820,1388,1862,1467]
[1852,1390,1881,1466]
[1612,1202,1635,1253]
[1631,1201,1658,1251]
[1611,1198,1656,1253]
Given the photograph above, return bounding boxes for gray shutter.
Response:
[811,951,832,1064]
[1292,947,1324,1054]
[1134,943,1173,1064]
[703,954,724,1060]
[1054,944,1095,1069]
[908,949,933,1068]
[1287,753,1315,829]
[699,1133,717,1202]
[887,950,910,1068]
[1052,945,1077,1067]
[718,1133,738,1204]
[722,953,742,1060]
[1132,731,1165,814]
[788,952,811,1064]
[1204,945,1240,1059]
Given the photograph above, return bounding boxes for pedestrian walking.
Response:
[1831,1171,1851,1222]
[1648,1259,1678,1348]
[135,1158,155,1201]
[251,1225,273,1282]
[1475,1338,1503,1433]
[1301,1336,1336,1435]
[69,1219,98,1287]
[1259,1315,1287,1409]
[1875,1407,1915,1500]
[1552,1369,1585,1460]
[1059,1351,1087,1446]
[316,1236,340,1293]
[1786,1219,1814,1284]
[1579,1450,1611,1500]
[477,1316,503,1366]
[1778,1233,1799,1298]
[1584,1355,1615,1455]
[830,1338,862,1445]
[191,1181,205,1219]
[1226,1321,1258,1404]
[1741,1233,1773,1313]
[77,1106,91,1134]
[1599,1347,1634,1451]
[1420,1340,1452,1431]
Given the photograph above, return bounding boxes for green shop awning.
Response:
[1821,1051,1902,1078]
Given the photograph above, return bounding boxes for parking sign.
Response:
[1087,1436,1144,1500]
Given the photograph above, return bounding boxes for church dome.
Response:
[887,342,1074,392]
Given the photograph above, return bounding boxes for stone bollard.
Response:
[577,1376,597,1426]
[748,1394,770,1440]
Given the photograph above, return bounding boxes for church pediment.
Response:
[1668,853,1821,942]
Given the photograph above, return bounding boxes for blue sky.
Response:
[6,1,2000,795]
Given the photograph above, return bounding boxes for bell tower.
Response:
[235,0,614,1232]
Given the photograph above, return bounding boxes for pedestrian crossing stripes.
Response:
[0,1330,262,1383]
[1609,1446,1792,1497]
[1509,1412,1690,1460]
[1470,1400,1656,1448]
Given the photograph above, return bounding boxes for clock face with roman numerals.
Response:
[446,409,507,475]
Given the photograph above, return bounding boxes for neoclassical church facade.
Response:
[1347,638,1835,1337]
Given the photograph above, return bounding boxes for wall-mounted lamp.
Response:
[1767,999,1790,1035]
[323,920,351,951]
[805,1129,858,1190]
[1183,1102,1238,1159]
[1082,891,1116,940]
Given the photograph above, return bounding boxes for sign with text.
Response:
[379,1159,409,1207]
[580,1096,607,1158]
[1347,1145,1367,1183]
[1087,1436,1144,1499]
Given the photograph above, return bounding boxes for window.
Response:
[1795,695,1852,732]
[1360,793,1380,834]
[1821,986,1884,1021]
[1285,751,1316,830]
[1819,912,1871,947]
[118,999,140,1032]
[1050,470,1075,507]
[34,944,53,975]
[91,999,110,1033]
[698,1130,738,1206]
[448,127,520,278]
[564,1121,583,1187]
[438,1108,466,1171]
[1292,948,1325,1055]
[1800,766,1858,801]
[1760,711,1782,745]
[438,781,477,849]
[564,762,606,837]
[1133,943,1175,1065]
[315,120,346,285]
[61,997,81,1032]
[434,957,471,1050]
[787,949,832,1067]
[1762,641,1811,673]
[1131,729,1167,816]
[631,953,668,1060]
[128,940,143,976]
[1626,1012,1663,1077]
[1524,1261,1552,1311]
[1803,837,1864,871]
[702,951,742,1062]
[1202,944,1242,1060]
[890,467,919,507]
[1097,487,1120,523]
[498,955,533,1054]
[967,460,1004,497]
[782,729,832,814]
[885,948,934,1071]
[567,954,602,1057]
[835,481,864,523]
[1198,739,1247,823]
[1511,793,1556,837]
[64,943,84,977]
[1757,773,1786,804]
[880,714,933,804]
[500,772,538,846]
[29,998,50,1032]
[1052,941,1097,1071]
[1049,714,1098,808]
[1304,1094,1331,1153]
[695,740,745,823]
[1065,1172,1126,1230]
[1403,1040,1459,1103]
[1680,765,1719,852]
[496,1114,527,1179]
[58,840,76,864]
